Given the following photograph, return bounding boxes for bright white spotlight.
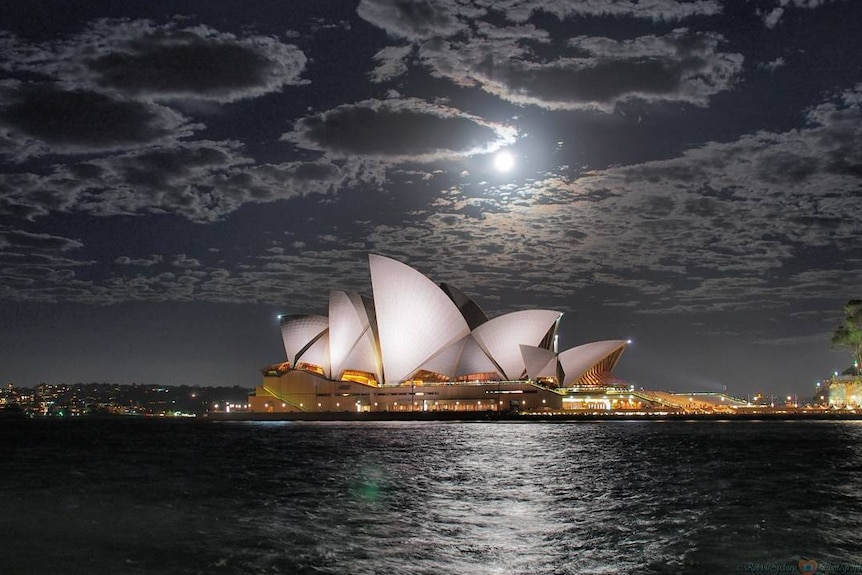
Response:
[493,150,515,172]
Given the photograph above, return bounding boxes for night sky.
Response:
[1,0,860,399]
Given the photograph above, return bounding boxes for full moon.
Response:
[493,150,515,172]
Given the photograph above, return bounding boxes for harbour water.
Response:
[2,419,862,574]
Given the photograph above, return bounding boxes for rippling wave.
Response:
[2,419,861,574]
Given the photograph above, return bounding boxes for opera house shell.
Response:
[250,254,635,414]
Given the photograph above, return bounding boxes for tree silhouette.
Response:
[832,299,862,373]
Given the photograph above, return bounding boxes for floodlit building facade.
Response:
[250,254,641,413]
[823,373,862,408]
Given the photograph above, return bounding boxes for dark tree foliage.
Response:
[832,299,862,372]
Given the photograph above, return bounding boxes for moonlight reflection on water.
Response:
[1,419,861,574]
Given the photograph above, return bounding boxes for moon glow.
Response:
[493,151,515,172]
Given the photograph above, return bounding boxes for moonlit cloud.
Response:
[760,0,836,28]
[760,57,786,72]
[7,76,858,308]
[494,0,723,22]
[283,98,517,162]
[369,45,413,83]
[358,0,723,32]
[357,1,742,111]
[467,30,743,110]
[357,0,478,41]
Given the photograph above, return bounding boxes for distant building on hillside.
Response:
[823,365,862,408]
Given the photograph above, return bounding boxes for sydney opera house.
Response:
[250,254,643,414]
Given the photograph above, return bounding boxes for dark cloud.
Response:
[0,20,307,103]
[112,145,237,189]
[285,161,344,181]
[756,152,820,184]
[93,40,268,93]
[0,85,192,158]
[283,98,516,161]
[0,229,83,251]
[0,141,379,222]
[0,141,247,219]
[682,197,724,218]
[0,172,74,220]
[0,229,96,301]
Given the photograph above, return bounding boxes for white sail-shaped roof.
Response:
[280,314,328,366]
[296,332,331,378]
[341,331,381,382]
[369,254,470,383]
[558,340,627,388]
[328,290,379,381]
[415,336,467,380]
[455,335,501,379]
[472,310,561,380]
[520,345,558,380]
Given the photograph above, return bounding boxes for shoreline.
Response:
[202,410,862,422]
[6,410,862,423]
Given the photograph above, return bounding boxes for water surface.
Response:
[2,419,861,574]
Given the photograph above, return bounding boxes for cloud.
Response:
[468,30,742,111]
[763,7,785,28]
[172,254,202,268]
[369,45,413,83]
[10,76,858,308]
[0,84,196,159]
[0,229,93,302]
[357,2,742,111]
[0,19,307,103]
[115,255,164,266]
[0,141,247,219]
[283,97,517,162]
[0,229,83,251]
[0,139,383,222]
[323,85,862,315]
[753,332,835,346]
[495,0,723,22]
[0,246,379,305]
[357,0,478,41]
[357,0,722,35]
[760,0,836,28]
[0,19,307,161]
[759,57,785,72]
